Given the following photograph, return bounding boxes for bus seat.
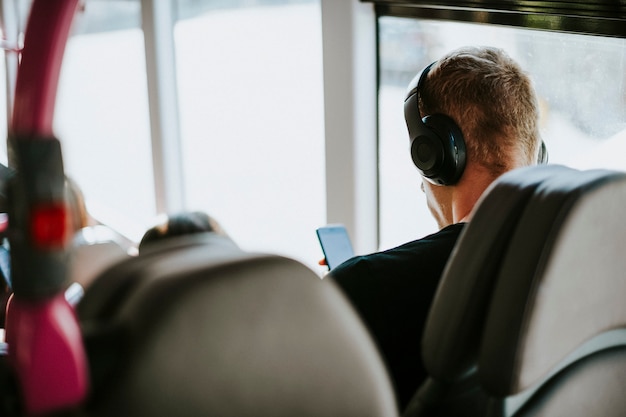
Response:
[78,233,398,417]
[403,164,574,417]
[478,168,626,416]
[77,232,240,321]
[69,225,131,289]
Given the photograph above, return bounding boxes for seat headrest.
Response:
[70,225,131,289]
[479,169,626,396]
[77,232,238,321]
[422,165,576,382]
[80,235,398,417]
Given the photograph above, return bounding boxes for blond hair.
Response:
[420,46,541,177]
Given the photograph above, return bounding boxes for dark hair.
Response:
[138,211,223,252]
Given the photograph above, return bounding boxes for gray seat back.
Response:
[408,166,626,417]
[79,234,398,417]
[403,165,575,417]
[479,169,626,416]
[69,225,131,289]
[423,165,574,380]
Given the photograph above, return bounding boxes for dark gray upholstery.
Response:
[478,168,626,416]
[69,225,130,289]
[480,169,626,393]
[78,233,240,321]
[404,165,573,417]
[511,345,626,417]
[423,165,573,380]
[406,165,626,417]
[79,233,398,417]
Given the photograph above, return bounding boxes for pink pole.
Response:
[5,0,90,415]
[11,0,79,136]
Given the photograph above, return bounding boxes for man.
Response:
[330,46,543,410]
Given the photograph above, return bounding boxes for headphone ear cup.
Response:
[411,114,466,185]
[411,130,445,178]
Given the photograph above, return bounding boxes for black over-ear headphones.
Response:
[405,62,548,183]
[404,62,466,185]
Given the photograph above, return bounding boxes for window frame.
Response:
[362,0,626,39]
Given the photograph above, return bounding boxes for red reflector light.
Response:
[30,204,67,249]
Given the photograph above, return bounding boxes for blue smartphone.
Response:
[316,224,355,270]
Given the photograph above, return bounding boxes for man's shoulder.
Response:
[390,223,465,253]
[331,223,465,282]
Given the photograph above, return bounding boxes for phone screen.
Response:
[316,224,355,270]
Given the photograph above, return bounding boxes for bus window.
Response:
[173,0,324,269]
[378,16,626,250]
[55,0,155,241]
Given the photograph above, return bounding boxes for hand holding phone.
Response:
[316,224,354,270]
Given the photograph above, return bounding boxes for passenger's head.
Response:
[418,46,541,177]
[138,211,227,254]
[408,46,542,227]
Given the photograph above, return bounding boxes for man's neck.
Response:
[451,164,498,224]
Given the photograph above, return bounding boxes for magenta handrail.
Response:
[11,0,79,136]
[4,0,89,415]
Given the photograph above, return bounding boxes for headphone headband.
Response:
[406,62,436,120]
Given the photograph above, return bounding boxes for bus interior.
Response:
[0,0,625,416]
